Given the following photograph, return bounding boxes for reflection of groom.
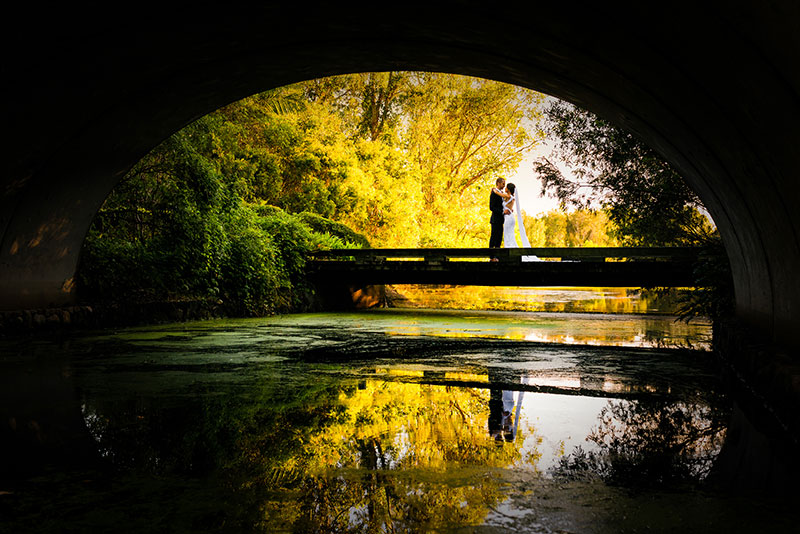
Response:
[489,177,510,261]
[487,367,522,443]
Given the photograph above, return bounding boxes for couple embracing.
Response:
[489,177,540,262]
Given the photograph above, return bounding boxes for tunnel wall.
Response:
[3,3,800,348]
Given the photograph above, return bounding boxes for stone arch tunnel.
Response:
[3,2,800,358]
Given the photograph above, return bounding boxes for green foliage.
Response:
[89,72,730,317]
[675,235,736,321]
[295,211,370,248]
[218,210,281,316]
[79,126,229,302]
[534,100,713,247]
[307,231,350,251]
[249,203,285,218]
[254,209,313,296]
[534,100,734,319]
[77,114,369,315]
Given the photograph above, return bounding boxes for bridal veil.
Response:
[512,188,541,262]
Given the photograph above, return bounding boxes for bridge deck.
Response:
[308,247,702,287]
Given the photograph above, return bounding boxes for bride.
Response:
[498,182,541,262]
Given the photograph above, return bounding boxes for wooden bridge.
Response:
[307,247,703,287]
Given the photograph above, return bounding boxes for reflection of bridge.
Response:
[308,247,702,287]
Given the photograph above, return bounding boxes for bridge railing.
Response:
[309,247,702,264]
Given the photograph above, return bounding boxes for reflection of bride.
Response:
[488,376,528,442]
[501,183,541,262]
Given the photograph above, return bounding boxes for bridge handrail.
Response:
[309,246,702,262]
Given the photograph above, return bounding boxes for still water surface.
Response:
[388,285,686,316]
[1,305,797,532]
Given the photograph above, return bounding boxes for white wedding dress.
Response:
[502,189,541,262]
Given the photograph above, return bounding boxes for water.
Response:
[1,309,797,533]
[281,307,713,349]
[388,285,686,315]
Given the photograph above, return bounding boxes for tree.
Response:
[301,72,408,143]
[300,72,547,247]
[400,73,545,246]
[200,89,423,246]
[78,105,371,314]
[543,210,567,246]
[533,100,714,246]
[533,100,734,320]
[402,73,543,198]
[356,72,407,142]
[522,213,546,247]
[80,72,553,312]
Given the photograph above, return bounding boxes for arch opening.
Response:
[74,71,724,320]
[3,6,799,349]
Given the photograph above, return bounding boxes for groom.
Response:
[489,177,510,261]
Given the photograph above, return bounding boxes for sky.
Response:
[505,141,564,217]
[498,91,718,228]
[512,138,718,228]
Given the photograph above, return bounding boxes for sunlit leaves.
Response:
[289,72,548,248]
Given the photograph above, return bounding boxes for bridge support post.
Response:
[313,282,386,310]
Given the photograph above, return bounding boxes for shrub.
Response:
[295,211,370,248]
[219,222,281,316]
[254,209,316,310]
[250,204,286,218]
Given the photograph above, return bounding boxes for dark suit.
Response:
[489,189,504,250]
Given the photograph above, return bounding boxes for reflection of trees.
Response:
[391,284,694,315]
[259,379,530,531]
[81,375,536,532]
[381,286,712,349]
[552,398,728,488]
